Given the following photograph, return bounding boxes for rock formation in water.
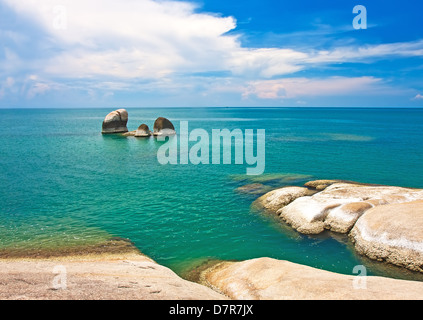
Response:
[135,124,152,138]
[102,109,129,134]
[153,117,176,136]
[254,180,423,272]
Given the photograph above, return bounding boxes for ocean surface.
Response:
[1,107,423,280]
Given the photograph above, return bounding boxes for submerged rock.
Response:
[350,200,423,273]
[235,184,273,195]
[102,109,129,134]
[153,117,176,136]
[135,124,152,138]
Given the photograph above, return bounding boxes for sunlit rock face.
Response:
[102,109,129,134]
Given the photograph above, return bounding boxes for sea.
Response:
[1,107,423,280]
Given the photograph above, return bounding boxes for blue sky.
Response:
[0,0,423,108]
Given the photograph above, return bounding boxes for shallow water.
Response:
[1,107,423,280]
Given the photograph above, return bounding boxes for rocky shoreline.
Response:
[2,242,423,300]
[253,179,423,273]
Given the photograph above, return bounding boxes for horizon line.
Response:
[1,106,423,110]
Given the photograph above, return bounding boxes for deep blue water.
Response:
[1,107,423,280]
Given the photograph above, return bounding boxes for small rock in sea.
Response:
[153,117,176,136]
[102,109,129,134]
[135,124,152,138]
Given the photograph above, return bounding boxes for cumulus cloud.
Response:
[3,0,244,79]
[7,0,422,82]
[412,94,423,100]
[2,0,423,104]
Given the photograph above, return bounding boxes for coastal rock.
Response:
[203,258,423,300]
[350,200,423,273]
[253,187,313,212]
[153,117,176,136]
[277,196,343,234]
[324,202,373,234]
[135,124,152,138]
[102,109,129,134]
[259,181,423,235]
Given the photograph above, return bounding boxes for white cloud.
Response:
[226,48,308,78]
[306,40,423,64]
[3,0,241,79]
[0,77,15,99]
[242,77,384,100]
[10,0,420,82]
[18,75,64,99]
[2,0,423,104]
[412,94,423,100]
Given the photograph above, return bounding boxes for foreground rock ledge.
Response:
[0,251,226,300]
[203,258,423,300]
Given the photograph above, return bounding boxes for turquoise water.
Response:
[1,107,423,280]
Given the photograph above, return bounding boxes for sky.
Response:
[0,0,423,108]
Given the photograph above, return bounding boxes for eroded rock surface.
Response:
[203,258,423,300]
[258,181,423,235]
[350,200,423,273]
[254,180,423,272]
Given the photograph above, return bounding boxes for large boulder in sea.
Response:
[102,109,129,134]
[202,258,423,300]
[350,200,423,273]
[135,124,152,138]
[153,117,176,136]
